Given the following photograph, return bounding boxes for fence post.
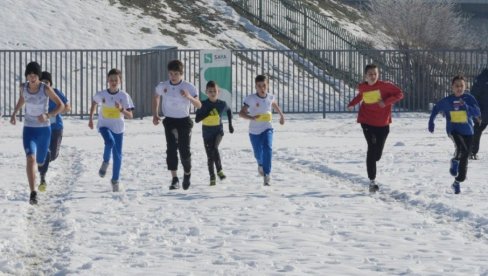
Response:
[80,51,84,119]
[259,0,263,23]
[303,7,308,50]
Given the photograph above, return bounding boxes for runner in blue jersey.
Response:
[37,71,71,192]
[428,75,481,194]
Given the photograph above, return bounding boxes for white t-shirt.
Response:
[154,80,198,118]
[92,89,134,134]
[243,93,275,135]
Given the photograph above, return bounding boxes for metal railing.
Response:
[1,49,487,119]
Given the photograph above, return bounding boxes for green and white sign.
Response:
[200,49,232,106]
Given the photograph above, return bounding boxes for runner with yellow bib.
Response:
[239,75,285,186]
[88,68,135,192]
[195,81,234,186]
[428,75,481,194]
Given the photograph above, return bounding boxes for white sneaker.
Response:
[264,175,270,186]
[258,165,264,176]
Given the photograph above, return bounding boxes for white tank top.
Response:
[22,82,50,128]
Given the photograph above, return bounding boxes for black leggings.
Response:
[163,117,193,173]
[361,124,390,181]
[450,132,473,182]
[472,121,488,155]
[38,128,63,176]
[204,134,223,177]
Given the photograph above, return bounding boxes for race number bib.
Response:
[202,109,220,126]
[256,112,272,122]
[102,105,121,119]
[450,111,467,123]
[362,90,381,104]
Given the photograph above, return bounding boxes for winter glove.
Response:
[428,121,435,133]
[229,124,234,134]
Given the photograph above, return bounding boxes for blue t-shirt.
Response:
[429,93,480,135]
[49,88,68,130]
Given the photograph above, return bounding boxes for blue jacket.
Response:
[49,88,68,130]
[471,69,488,122]
[429,93,480,135]
[195,99,233,140]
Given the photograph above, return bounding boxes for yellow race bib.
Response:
[256,112,272,122]
[450,110,467,123]
[202,108,220,126]
[362,90,381,104]
[102,105,121,119]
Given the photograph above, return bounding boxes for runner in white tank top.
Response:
[10,61,64,205]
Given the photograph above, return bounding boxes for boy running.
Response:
[37,71,71,191]
[428,75,480,194]
[195,81,234,186]
[152,60,202,190]
[10,62,65,204]
[347,64,403,193]
[239,74,285,186]
[470,68,488,160]
[88,68,134,192]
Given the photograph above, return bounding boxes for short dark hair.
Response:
[168,60,184,73]
[40,71,52,86]
[206,80,218,89]
[451,74,465,85]
[107,68,122,81]
[364,64,378,74]
[25,61,42,78]
[255,74,268,83]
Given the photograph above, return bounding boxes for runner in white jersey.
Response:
[239,74,285,186]
[89,69,134,192]
[152,60,202,190]
[10,61,65,205]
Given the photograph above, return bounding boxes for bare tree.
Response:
[367,0,471,49]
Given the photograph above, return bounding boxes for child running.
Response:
[37,71,71,192]
[88,68,134,192]
[10,62,65,205]
[239,74,285,186]
[195,81,234,186]
[347,64,403,193]
[152,60,202,190]
[470,68,488,160]
[428,75,480,194]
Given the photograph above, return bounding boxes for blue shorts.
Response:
[23,127,51,164]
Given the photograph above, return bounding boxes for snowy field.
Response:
[1,113,488,275]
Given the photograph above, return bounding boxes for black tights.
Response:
[204,134,223,177]
[361,124,390,180]
[450,132,473,182]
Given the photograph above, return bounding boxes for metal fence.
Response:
[1,49,487,119]
[224,0,363,51]
[0,48,178,118]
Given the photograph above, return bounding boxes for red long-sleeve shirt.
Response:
[348,80,404,127]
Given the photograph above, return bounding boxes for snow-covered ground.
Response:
[0,0,286,50]
[1,113,488,275]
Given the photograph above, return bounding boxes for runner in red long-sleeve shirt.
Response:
[347,64,404,193]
